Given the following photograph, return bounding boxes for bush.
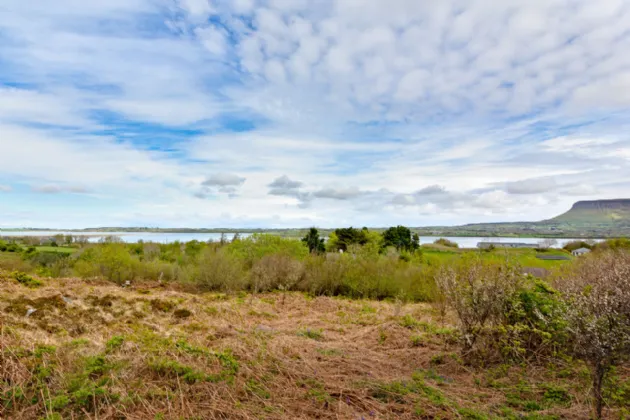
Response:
[555,251,630,419]
[435,256,522,354]
[562,240,593,252]
[250,254,304,292]
[227,234,308,267]
[433,238,459,248]
[194,248,245,292]
[74,244,137,284]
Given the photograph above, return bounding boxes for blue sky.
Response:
[1,0,630,228]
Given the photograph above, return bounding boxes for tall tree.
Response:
[382,226,418,252]
[302,227,325,254]
[332,227,368,251]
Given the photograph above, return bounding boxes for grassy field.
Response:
[421,246,572,270]
[33,246,77,254]
[1,272,628,419]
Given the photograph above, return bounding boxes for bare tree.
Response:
[538,238,558,249]
[556,251,630,419]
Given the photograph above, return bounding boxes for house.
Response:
[477,242,537,249]
[571,247,591,257]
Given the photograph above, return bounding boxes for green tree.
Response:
[302,228,325,254]
[332,227,368,252]
[382,226,418,252]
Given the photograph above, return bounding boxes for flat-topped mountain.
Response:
[548,199,630,225]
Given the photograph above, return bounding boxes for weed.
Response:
[400,314,422,329]
[150,299,175,312]
[12,271,43,288]
[298,328,323,341]
[541,384,571,406]
[410,335,424,347]
[148,358,207,384]
[105,335,124,352]
[245,379,271,399]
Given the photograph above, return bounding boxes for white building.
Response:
[571,247,591,257]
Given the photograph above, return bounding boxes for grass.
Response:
[34,246,77,254]
[1,273,627,419]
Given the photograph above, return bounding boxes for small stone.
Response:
[26,307,37,317]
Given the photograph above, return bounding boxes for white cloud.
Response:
[0,0,629,227]
[0,185,12,193]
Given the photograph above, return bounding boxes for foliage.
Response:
[301,228,325,254]
[250,254,304,292]
[555,251,630,419]
[193,248,245,292]
[12,271,43,288]
[593,237,630,251]
[433,238,459,248]
[330,227,368,252]
[228,234,308,267]
[382,226,419,252]
[562,240,594,252]
[0,240,21,252]
[435,256,522,353]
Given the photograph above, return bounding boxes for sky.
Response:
[0,0,629,229]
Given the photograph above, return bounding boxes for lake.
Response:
[0,231,599,248]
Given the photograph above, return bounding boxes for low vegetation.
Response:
[1,231,629,418]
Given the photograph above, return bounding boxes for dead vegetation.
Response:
[1,270,628,419]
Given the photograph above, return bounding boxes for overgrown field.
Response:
[2,272,628,420]
[1,234,629,419]
[0,232,579,302]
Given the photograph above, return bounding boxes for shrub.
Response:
[250,254,304,292]
[194,248,245,291]
[555,251,630,419]
[228,234,308,267]
[434,238,459,248]
[562,240,593,252]
[435,256,522,354]
[73,244,137,284]
[12,271,43,288]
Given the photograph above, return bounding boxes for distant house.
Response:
[571,247,591,257]
[477,242,537,249]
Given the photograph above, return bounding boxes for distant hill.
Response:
[547,199,630,225]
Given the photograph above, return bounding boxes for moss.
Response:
[148,358,207,384]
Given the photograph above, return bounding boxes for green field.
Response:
[33,246,77,254]
[421,246,572,270]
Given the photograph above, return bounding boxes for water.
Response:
[0,231,599,248]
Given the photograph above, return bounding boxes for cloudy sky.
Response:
[1,0,629,228]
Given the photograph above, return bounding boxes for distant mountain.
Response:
[547,199,630,225]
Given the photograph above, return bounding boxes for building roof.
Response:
[573,247,591,253]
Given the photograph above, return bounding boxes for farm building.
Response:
[477,242,537,249]
[571,247,591,257]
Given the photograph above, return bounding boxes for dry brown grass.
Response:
[1,270,627,419]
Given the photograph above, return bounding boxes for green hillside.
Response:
[548,199,630,225]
